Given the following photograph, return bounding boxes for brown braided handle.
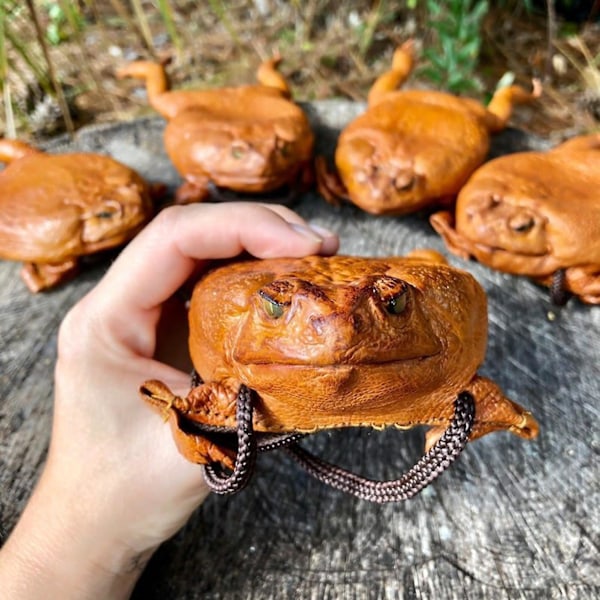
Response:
[283,392,475,503]
[202,386,257,494]
[202,386,475,502]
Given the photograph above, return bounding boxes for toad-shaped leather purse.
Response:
[0,139,158,292]
[117,56,314,204]
[317,40,540,216]
[430,134,600,305]
[141,252,538,502]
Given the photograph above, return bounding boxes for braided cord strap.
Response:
[550,268,571,306]
[283,391,475,504]
[202,388,475,502]
[202,385,258,494]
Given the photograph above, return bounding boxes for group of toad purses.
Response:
[1,41,598,502]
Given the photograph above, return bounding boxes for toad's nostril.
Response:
[465,205,478,220]
[309,315,326,336]
[355,170,367,184]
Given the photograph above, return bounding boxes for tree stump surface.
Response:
[0,102,598,599]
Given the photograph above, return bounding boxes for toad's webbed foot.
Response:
[21,259,79,293]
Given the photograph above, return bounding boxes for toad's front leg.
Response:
[424,375,539,451]
[139,379,240,468]
[21,259,79,293]
[314,156,349,207]
[174,177,212,205]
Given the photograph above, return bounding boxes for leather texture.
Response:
[117,58,314,203]
[142,253,538,467]
[316,41,540,216]
[430,134,600,303]
[0,139,154,292]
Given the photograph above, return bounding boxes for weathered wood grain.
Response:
[1,104,598,599]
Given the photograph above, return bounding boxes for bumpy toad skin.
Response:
[117,57,314,204]
[430,134,600,304]
[141,252,538,468]
[316,40,541,216]
[0,139,155,292]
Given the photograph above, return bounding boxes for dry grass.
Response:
[2,1,599,142]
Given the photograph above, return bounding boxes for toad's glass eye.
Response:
[395,174,415,192]
[95,210,115,219]
[510,214,535,233]
[385,289,408,315]
[95,200,122,220]
[231,145,246,159]
[489,194,502,208]
[277,141,291,157]
[259,292,285,319]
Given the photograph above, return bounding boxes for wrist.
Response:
[0,478,153,600]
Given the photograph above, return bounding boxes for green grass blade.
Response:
[207,0,241,46]
[156,0,182,56]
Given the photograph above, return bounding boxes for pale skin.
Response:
[0,202,339,600]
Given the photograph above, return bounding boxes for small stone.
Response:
[108,45,123,58]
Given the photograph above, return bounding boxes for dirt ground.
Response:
[3,2,600,143]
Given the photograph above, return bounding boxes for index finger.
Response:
[87,202,338,349]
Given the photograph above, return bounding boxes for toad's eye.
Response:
[276,138,291,158]
[385,289,409,315]
[231,144,246,159]
[259,291,285,319]
[395,174,415,192]
[489,194,502,208]
[509,214,535,233]
[374,278,410,315]
[95,210,115,219]
[94,200,122,220]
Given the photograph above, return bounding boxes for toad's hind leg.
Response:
[425,375,539,451]
[314,155,349,207]
[174,179,212,205]
[552,133,600,153]
[256,55,292,98]
[563,265,600,305]
[485,79,542,132]
[429,211,473,261]
[116,61,172,117]
[368,40,415,106]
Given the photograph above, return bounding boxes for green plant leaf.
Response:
[419,66,445,85]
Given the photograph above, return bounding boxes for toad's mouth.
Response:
[213,172,289,184]
[470,239,548,259]
[208,169,299,192]
[239,351,441,369]
[455,237,555,277]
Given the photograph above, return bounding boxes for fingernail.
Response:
[289,222,326,242]
[307,223,337,239]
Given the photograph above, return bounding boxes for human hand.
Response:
[0,202,338,600]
